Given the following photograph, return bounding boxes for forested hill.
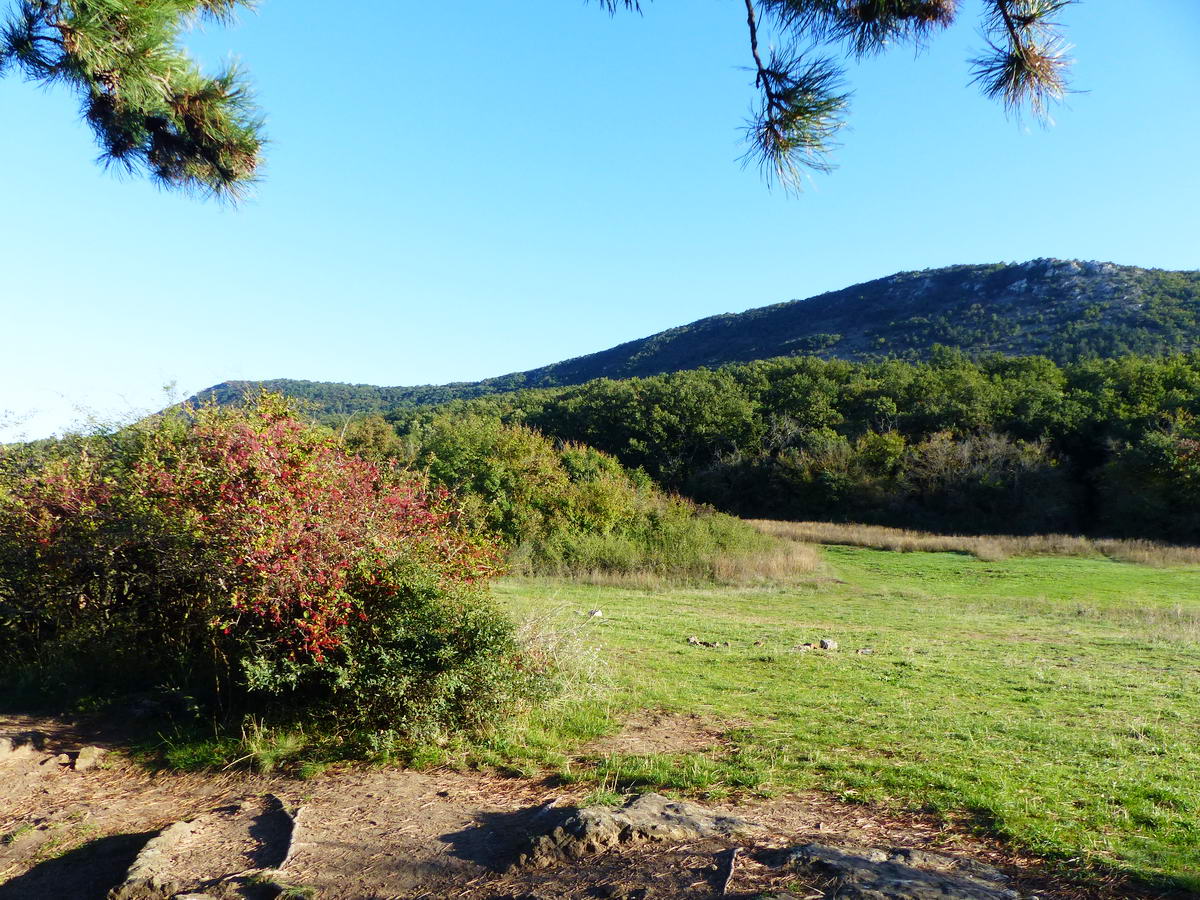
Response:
[197,259,1200,414]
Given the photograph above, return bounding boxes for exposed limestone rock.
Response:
[107,795,299,899]
[108,819,197,899]
[784,843,1020,899]
[517,792,764,869]
[74,744,107,771]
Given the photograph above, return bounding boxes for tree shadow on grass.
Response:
[0,831,156,900]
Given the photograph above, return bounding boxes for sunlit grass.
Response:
[491,544,1200,891]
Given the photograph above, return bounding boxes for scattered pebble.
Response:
[819,639,839,651]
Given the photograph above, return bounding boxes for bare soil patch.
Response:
[0,715,1182,900]
[584,711,736,758]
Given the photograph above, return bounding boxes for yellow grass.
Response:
[566,538,823,589]
[750,519,1200,567]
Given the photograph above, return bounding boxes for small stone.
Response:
[819,639,839,651]
[754,640,764,646]
[74,745,106,771]
[857,648,875,655]
[588,609,603,618]
[41,753,71,767]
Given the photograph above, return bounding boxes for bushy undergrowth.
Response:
[0,396,548,745]
[351,414,786,581]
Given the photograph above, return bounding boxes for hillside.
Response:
[196,259,1200,414]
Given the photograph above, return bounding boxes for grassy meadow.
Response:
[481,537,1200,891]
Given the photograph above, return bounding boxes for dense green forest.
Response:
[197,259,1200,416]
[349,350,1200,543]
[190,259,1200,543]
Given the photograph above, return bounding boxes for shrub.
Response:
[400,414,777,579]
[0,396,543,741]
[899,431,1078,534]
[1100,428,1200,542]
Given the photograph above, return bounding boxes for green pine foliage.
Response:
[0,0,263,199]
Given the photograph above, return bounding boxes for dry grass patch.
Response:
[751,520,1200,567]
[565,536,822,589]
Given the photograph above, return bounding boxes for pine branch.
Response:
[972,0,1073,120]
[1,0,263,201]
[742,0,849,192]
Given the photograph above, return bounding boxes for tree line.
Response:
[360,349,1200,542]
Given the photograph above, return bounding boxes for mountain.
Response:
[196,259,1200,415]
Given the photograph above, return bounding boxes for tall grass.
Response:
[505,506,823,585]
[752,519,1200,567]
[517,533,821,588]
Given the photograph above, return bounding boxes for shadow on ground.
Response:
[0,831,155,900]
[441,802,577,871]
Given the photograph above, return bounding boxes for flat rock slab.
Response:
[785,843,1020,900]
[108,795,296,899]
[518,792,765,868]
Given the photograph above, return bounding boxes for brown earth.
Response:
[0,713,1183,900]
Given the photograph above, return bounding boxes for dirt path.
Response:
[0,714,1168,900]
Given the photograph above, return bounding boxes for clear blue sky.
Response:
[2,0,1198,439]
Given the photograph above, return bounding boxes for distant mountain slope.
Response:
[197,259,1200,414]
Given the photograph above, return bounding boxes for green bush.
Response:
[0,397,546,743]
[394,414,771,578]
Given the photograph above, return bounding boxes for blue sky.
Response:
[2,0,1198,439]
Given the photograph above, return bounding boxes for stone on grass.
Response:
[819,639,839,651]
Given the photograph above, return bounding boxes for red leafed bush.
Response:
[0,395,541,739]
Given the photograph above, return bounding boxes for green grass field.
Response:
[485,545,1200,891]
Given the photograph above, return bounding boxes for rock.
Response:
[108,795,297,899]
[783,843,1018,899]
[518,793,764,869]
[41,753,71,767]
[74,745,106,771]
[857,648,875,655]
[0,736,38,763]
[819,639,838,651]
[108,819,197,899]
[589,609,604,618]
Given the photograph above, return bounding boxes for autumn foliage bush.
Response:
[0,396,543,740]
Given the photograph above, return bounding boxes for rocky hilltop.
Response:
[196,259,1200,415]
